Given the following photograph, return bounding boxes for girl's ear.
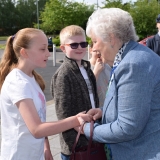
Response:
[60,45,66,53]
[20,48,28,58]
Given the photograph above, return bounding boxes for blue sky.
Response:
[74,0,136,6]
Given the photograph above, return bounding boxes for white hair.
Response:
[86,8,139,43]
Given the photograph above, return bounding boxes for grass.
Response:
[0,36,8,41]
[0,44,5,49]
[0,36,7,49]
[0,36,60,50]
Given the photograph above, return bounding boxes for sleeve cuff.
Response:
[84,122,91,139]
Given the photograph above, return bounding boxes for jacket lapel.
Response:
[102,73,116,123]
[102,40,138,123]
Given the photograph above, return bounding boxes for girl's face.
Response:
[25,32,51,68]
[91,32,116,67]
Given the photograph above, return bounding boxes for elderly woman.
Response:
[82,8,160,160]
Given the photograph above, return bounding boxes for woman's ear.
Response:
[109,34,115,47]
[20,48,28,58]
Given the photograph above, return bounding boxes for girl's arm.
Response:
[16,99,92,138]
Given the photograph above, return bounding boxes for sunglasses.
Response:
[65,42,88,49]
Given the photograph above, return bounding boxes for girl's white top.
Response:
[0,68,46,160]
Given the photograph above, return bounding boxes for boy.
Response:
[51,25,99,160]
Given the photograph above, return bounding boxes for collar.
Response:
[112,42,128,69]
[64,56,91,71]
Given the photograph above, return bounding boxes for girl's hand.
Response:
[44,138,53,160]
[44,149,53,160]
[76,111,93,125]
[74,124,85,134]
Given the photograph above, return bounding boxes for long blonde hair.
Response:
[0,28,45,91]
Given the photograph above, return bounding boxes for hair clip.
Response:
[12,34,15,40]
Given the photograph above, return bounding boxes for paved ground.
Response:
[46,101,61,160]
[0,49,89,159]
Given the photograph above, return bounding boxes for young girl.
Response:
[0,28,92,160]
[89,42,111,107]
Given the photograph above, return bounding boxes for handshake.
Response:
[75,108,102,133]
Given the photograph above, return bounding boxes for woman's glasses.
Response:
[65,42,88,49]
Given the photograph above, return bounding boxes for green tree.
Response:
[130,0,159,39]
[40,0,94,34]
[103,0,131,12]
[0,0,48,35]
[15,0,37,29]
[0,0,17,35]
[16,0,48,29]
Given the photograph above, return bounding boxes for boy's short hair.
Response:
[60,25,86,44]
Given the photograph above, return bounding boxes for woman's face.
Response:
[91,32,116,67]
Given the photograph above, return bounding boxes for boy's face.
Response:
[60,35,87,66]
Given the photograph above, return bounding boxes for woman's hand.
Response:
[87,108,102,121]
[76,111,93,125]
[74,108,103,134]
[74,112,93,134]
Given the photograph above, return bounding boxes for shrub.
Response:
[86,36,92,45]
[53,36,60,46]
